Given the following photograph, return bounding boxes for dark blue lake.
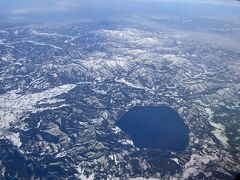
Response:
[117,106,189,152]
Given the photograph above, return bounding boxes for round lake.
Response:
[117,106,189,152]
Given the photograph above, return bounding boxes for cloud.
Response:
[0,0,115,15]
[1,0,239,16]
[0,0,239,23]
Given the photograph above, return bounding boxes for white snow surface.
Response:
[0,84,76,146]
[205,108,229,147]
[115,78,151,91]
[97,28,160,47]
[77,167,95,180]
[182,154,218,179]
[210,121,229,147]
[131,177,159,180]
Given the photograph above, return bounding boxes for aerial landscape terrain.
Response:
[0,0,239,179]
